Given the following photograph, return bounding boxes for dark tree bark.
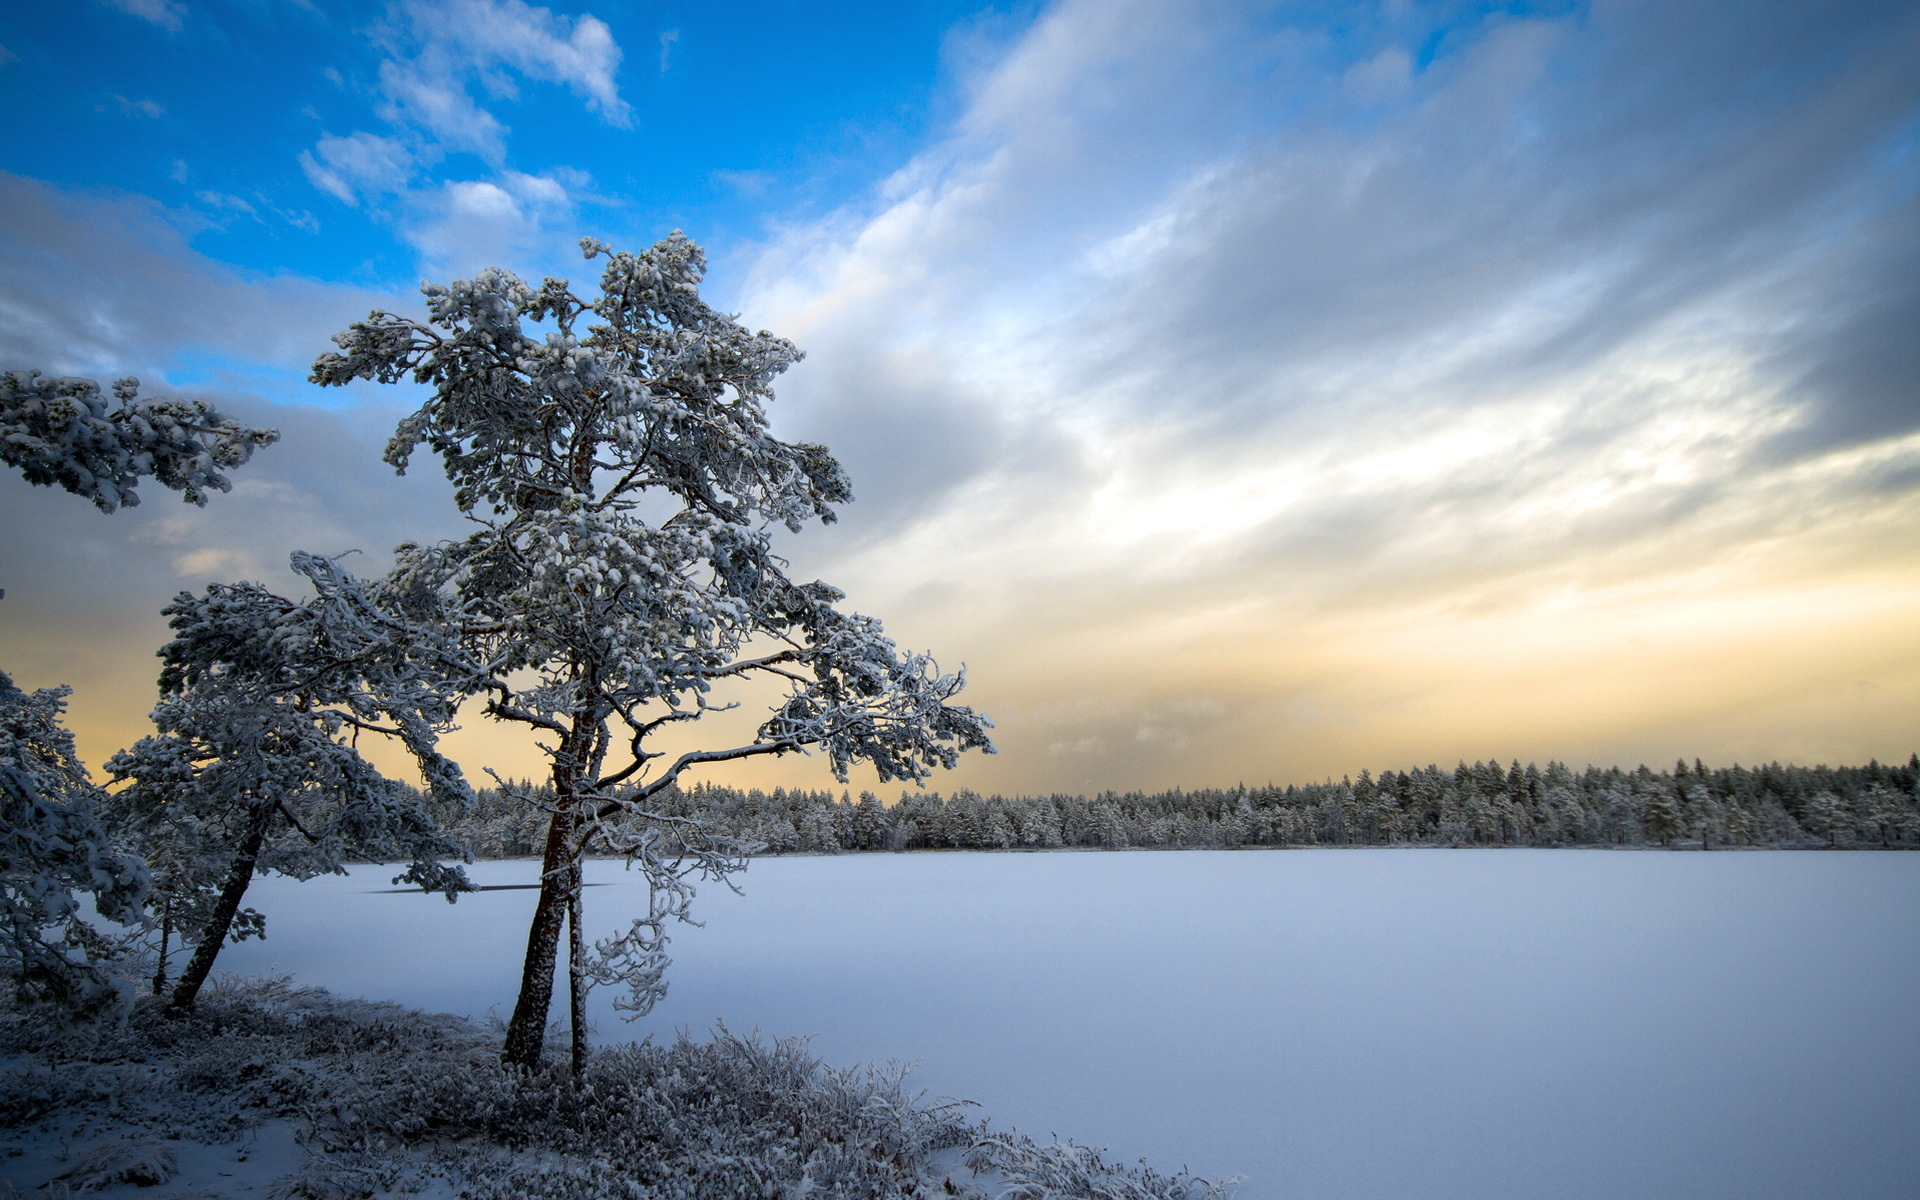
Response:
[567,853,588,1077]
[151,901,171,996]
[501,800,578,1069]
[166,806,271,1017]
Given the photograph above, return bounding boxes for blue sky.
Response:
[3,0,1918,794]
[0,1,1011,289]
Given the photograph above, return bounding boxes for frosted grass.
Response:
[217,849,1920,1200]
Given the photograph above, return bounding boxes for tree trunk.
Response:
[166,807,271,1017]
[568,853,588,1077]
[151,901,172,996]
[501,801,578,1070]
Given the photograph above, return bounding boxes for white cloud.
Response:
[299,131,417,206]
[368,0,630,158]
[98,0,184,32]
[112,94,165,118]
[194,190,257,217]
[1343,46,1412,102]
[298,0,629,282]
[374,55,511,160]
[402,168,585,278]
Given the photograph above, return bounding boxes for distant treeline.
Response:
[436,756,1920,856]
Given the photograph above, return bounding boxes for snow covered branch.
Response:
[0,372,277,513]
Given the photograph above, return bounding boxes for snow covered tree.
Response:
[106,552,477,1016]
[850,791,887,850]
[1802,790,1851,847]
[0,672,147,1015]
[1,371,277,513]
[1861,784,1915,846]
[1640,783,1684,846]
[311,233,994,1071]
[1,370,274,1015]
[1683,784,1725,850]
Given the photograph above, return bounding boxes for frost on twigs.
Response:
[312,231,993,1066]
[0,671,147,1017]
[0,371,277,513]
[967,1132,1243,1200]
[579,805,756,1018]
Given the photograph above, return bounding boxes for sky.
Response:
[2,0,1917,797]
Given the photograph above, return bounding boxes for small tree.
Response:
[106,553,477,1016]
[313,233,994,1071]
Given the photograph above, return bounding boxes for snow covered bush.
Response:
[312,233,994,1070]
[0,371,276,513]
[966,1132,1240,1200]
[0,672,146,1016]
[0,978,988,1199]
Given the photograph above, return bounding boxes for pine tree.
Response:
[313,234,993,1070]
[1862,784,1914,846]
[106,553,476,1015]
[1641,784,1683,846]
[1803,790,1851,847]
[1,371,276,513]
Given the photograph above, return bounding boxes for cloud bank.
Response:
[727,0,1920,791]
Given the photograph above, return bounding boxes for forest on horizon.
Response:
[441,755,1920,858]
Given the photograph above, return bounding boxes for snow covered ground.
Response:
[199,849,1918,1198]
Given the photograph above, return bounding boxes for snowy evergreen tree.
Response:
[105,553,476,1016]
[1802,790,1851,847]
[0,672,147,1014]
[1862,784,1914,846]
[1,371,274,1015]
[1684,784,1725,850]
[1,371,276,513]
[850,791,887,850]
[312,234,994,1070]
[1640,782,1683,846]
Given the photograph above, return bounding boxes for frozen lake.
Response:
[217,849,1920,1200]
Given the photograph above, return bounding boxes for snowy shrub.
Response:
[966,1132,1240,1200]
[42,1135,176,1190]
[0,979,1011,1199]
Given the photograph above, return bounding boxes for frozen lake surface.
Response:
[219,849,1920,1200]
